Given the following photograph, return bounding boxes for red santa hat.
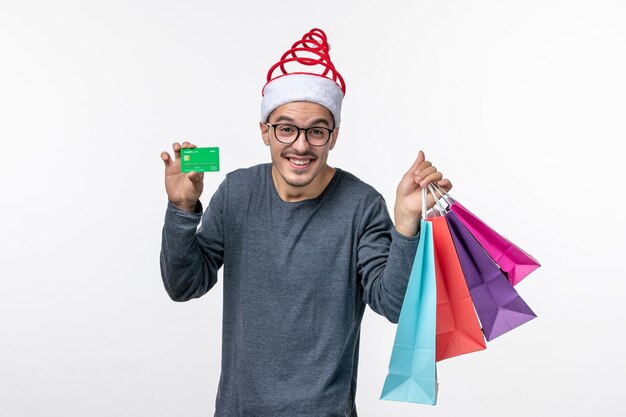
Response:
[261,28,346,126]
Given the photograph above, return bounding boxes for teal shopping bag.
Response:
[380,216,438,405]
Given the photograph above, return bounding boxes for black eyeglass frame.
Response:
[265,123,335,147]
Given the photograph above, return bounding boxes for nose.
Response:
[290,129,310,152]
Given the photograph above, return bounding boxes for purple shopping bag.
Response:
[446,212,537,341]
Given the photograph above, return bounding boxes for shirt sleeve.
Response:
[357,195,420,323]
[159,180,226,302]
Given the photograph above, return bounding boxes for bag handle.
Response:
[430,182,454,206]
[427,183,448,214]
[421,187,428,219]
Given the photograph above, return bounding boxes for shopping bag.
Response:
[431,183,540,286]
[446,211,537,340]
[381,189,437,405]
[428,214,486,361]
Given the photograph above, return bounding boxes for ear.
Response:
[259,122,270,146]
[328,127,340,150]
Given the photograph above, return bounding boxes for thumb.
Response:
[188,171,202,184]
[407,150,425,175]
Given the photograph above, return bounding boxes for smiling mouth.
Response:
[284,156,315,168]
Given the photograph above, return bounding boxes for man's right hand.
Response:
[161,142,204,212]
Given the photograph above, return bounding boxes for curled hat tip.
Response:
[264,27,345,95]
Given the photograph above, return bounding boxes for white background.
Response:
[1,1,625,416]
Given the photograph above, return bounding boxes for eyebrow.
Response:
[272,115,332,128]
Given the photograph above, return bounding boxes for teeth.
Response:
[290,158,311,166]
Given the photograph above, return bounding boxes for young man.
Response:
[159,29,451,417]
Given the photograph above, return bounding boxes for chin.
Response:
[280,167,316,187]
[277,162,320,188]
[284,175,315,188]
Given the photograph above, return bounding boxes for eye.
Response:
[278,125,295,133]
[309,128,325,137]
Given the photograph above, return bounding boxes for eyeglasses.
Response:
[265,123,334,147]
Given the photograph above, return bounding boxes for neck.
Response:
[271,165,336,202]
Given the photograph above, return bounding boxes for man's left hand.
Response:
[394,150,453,237]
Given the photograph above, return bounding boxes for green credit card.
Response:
[181,147,220,172]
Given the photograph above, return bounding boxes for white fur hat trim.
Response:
[261,74,344,127]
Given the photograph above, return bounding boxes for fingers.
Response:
[413,162,451,191]
[437,178,453,191]
[161,151,171,168]
[418,171,443,188]
[172,141,197,160]
[414,164,442,187]
[407,152,453,190]
[164,141,199,172]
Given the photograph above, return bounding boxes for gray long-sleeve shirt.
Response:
[160,163,419,417]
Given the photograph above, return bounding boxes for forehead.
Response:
[269,102,333,125]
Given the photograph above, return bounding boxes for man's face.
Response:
[260,101,339,190]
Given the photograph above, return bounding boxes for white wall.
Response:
[1,1,624,416]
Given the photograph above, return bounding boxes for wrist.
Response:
[172,200,199,213]
[395,223,420,238]
[394,207,421,237]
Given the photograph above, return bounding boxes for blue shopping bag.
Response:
[380,216,438,405]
